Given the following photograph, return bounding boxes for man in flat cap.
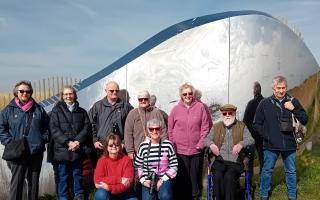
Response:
[205,103,254,200]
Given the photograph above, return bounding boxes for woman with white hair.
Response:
[168,83,210,200]
[135,118,178,200]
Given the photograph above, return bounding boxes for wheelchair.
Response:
[206,146,253,200]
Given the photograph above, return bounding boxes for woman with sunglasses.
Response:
[0,80,49,200]
[134,118,178,200]
[94,133,137,200]
[168,83,210,200]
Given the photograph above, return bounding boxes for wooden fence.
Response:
[0,76,80,110]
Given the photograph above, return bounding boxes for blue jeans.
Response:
[94,188,137,200]
[260,150,296,199]
[57,159,84,200]
[142,180,173,200]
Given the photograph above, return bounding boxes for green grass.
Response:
[251,146,320,200]
[201,145,320,200]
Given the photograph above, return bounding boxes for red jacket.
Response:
[168,100,210,155]
[94,154,134,194]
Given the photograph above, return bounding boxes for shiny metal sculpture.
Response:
[41,11,319,119]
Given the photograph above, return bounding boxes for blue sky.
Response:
[0,0,319,91]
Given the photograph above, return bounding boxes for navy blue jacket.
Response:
[0,98,49,154]
[253,94,308,151]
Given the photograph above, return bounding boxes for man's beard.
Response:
[223,116,236,127]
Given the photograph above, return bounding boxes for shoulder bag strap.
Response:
[144,140,162,176]
[137,108,148,137]
[24,112,33,137]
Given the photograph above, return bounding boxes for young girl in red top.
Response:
[94,134,137,200]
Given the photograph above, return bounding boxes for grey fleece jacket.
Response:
[205,121,254,163]
[88,97,133,142]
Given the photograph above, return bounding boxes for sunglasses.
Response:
[182,92,193,97]
[18,90,31,94]
[148,127,161,132]
[138,98,149,102]
[108,144,120,148]
[222,111,234,116]
[109,89,119,93]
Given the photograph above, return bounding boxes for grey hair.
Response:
[13,80,33,97]
[105,81,119,90]
[194,89,202,99]
[272,75,287,89]
[147,118,162,128]
[149,95,157,106]
[59,85,78,101]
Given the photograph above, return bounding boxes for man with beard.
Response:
[205,104,254,200]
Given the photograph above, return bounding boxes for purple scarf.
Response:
[15,98,34,112]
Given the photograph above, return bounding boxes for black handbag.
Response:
[2,139,27,161]
[2,112,33,161]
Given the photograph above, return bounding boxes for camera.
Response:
[295,131,304,144]
[112,123,120,135]
[149,172,158,194]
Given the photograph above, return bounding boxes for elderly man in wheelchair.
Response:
[205,104,254,200]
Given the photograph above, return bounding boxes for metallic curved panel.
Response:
[73,12,318,119]
[228,15,319,116]
[44,11,318,118]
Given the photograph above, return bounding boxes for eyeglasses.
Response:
[138,98,149,102]
[222,111,234,116]
[182,92,193,97]
[109,90,119,93]
[148,127,161,132]
[18,90,31,94]
[108,144,120,148]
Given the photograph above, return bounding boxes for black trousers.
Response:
[212,160,243,200]
[7,153,43,200]
[247,144,263,188]
[174,153,203,200]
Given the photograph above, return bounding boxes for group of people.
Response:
[0,75,308,200]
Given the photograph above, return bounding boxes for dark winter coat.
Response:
[0,98,49,155]
[243,94,264,146]
[50,101,92,161]
[253,94,308,151]
[88,97,133,142]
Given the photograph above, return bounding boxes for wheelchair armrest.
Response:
[240,145,255,160]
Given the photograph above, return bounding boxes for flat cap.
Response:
[220,103,237,111]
